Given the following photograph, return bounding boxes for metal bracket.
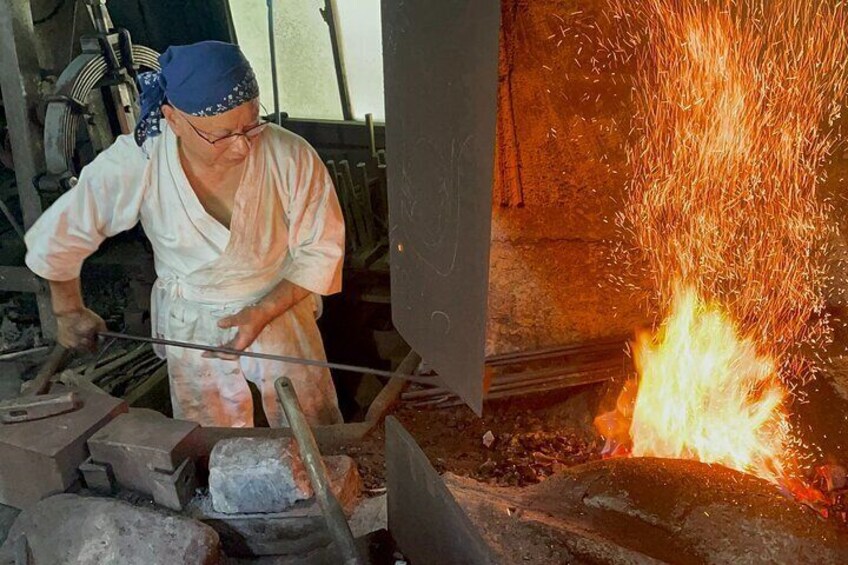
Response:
[117,28,138,79]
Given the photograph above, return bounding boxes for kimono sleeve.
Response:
[24,135,148,281]
[284,143,345,296]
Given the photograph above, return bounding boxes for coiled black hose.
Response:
[43,45,159,177]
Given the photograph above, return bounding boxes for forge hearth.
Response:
[450,458,848,564]
[387,417,848,565]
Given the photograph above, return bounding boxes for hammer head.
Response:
[0,391,81,424]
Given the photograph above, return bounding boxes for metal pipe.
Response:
[267,0,281,125]
[406,371,615,405]
[0,198,25,241]
[366,113,376,157]
[98,330,435,385]
[83,0,112,35]
[485,337,628,366]
[323,0,353,120]
[275,377,363,564]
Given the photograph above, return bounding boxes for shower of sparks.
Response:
[594,0,848,486]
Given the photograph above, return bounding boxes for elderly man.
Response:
[24,41,345,427]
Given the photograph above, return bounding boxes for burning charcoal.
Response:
[817,464,847,492]
[551,462,567,475]
[532,451,555,466]
[518,465,537,484]
[478,459,497,476]
[483,430,496,448]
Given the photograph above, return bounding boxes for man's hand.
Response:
[56,308,106,352]
[49,278,104,352]
[203,280,310,360]
[203,304,274,360]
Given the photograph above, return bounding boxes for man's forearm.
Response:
[256,279,310,322]
[49,279,84,315]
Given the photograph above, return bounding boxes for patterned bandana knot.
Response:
[134,41,260,147]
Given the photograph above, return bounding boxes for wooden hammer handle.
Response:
[27,345,72,397]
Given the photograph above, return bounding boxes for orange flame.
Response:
[596,0,848,487]
[597,285,794,483]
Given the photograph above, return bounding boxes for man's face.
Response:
[164,99,263,166]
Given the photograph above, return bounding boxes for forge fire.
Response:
[595,0,848,492]
[5,0,848,563]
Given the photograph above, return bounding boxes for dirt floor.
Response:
[342,383,610,494]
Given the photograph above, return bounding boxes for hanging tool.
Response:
[98,331,435,386]
[0,345,79,424]
[266,0,282,125]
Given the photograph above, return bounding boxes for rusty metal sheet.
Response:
[382,0,500,415]
[385,416,495,564]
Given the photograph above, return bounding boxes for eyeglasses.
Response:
[181,113,269,146]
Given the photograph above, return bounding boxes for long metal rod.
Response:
[402,358,621,400]
[323,0,353,120]
[485,336,628,365]
[98,331,434,385]
[275,377,363,564]
[267,0,281,125]
[0,198,25,241]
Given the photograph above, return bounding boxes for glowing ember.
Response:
[596,0,848,486]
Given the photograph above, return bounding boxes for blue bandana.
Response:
[134,41,260,146]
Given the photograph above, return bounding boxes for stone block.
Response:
[0,387,127,509]
[189,455,361,557]
[349,494,387,538]
[189,493,329,558]
[209,437,313,514]
[323,455,362,515]
[0,494,220,564]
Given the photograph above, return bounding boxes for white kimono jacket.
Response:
[25,123,345,427]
